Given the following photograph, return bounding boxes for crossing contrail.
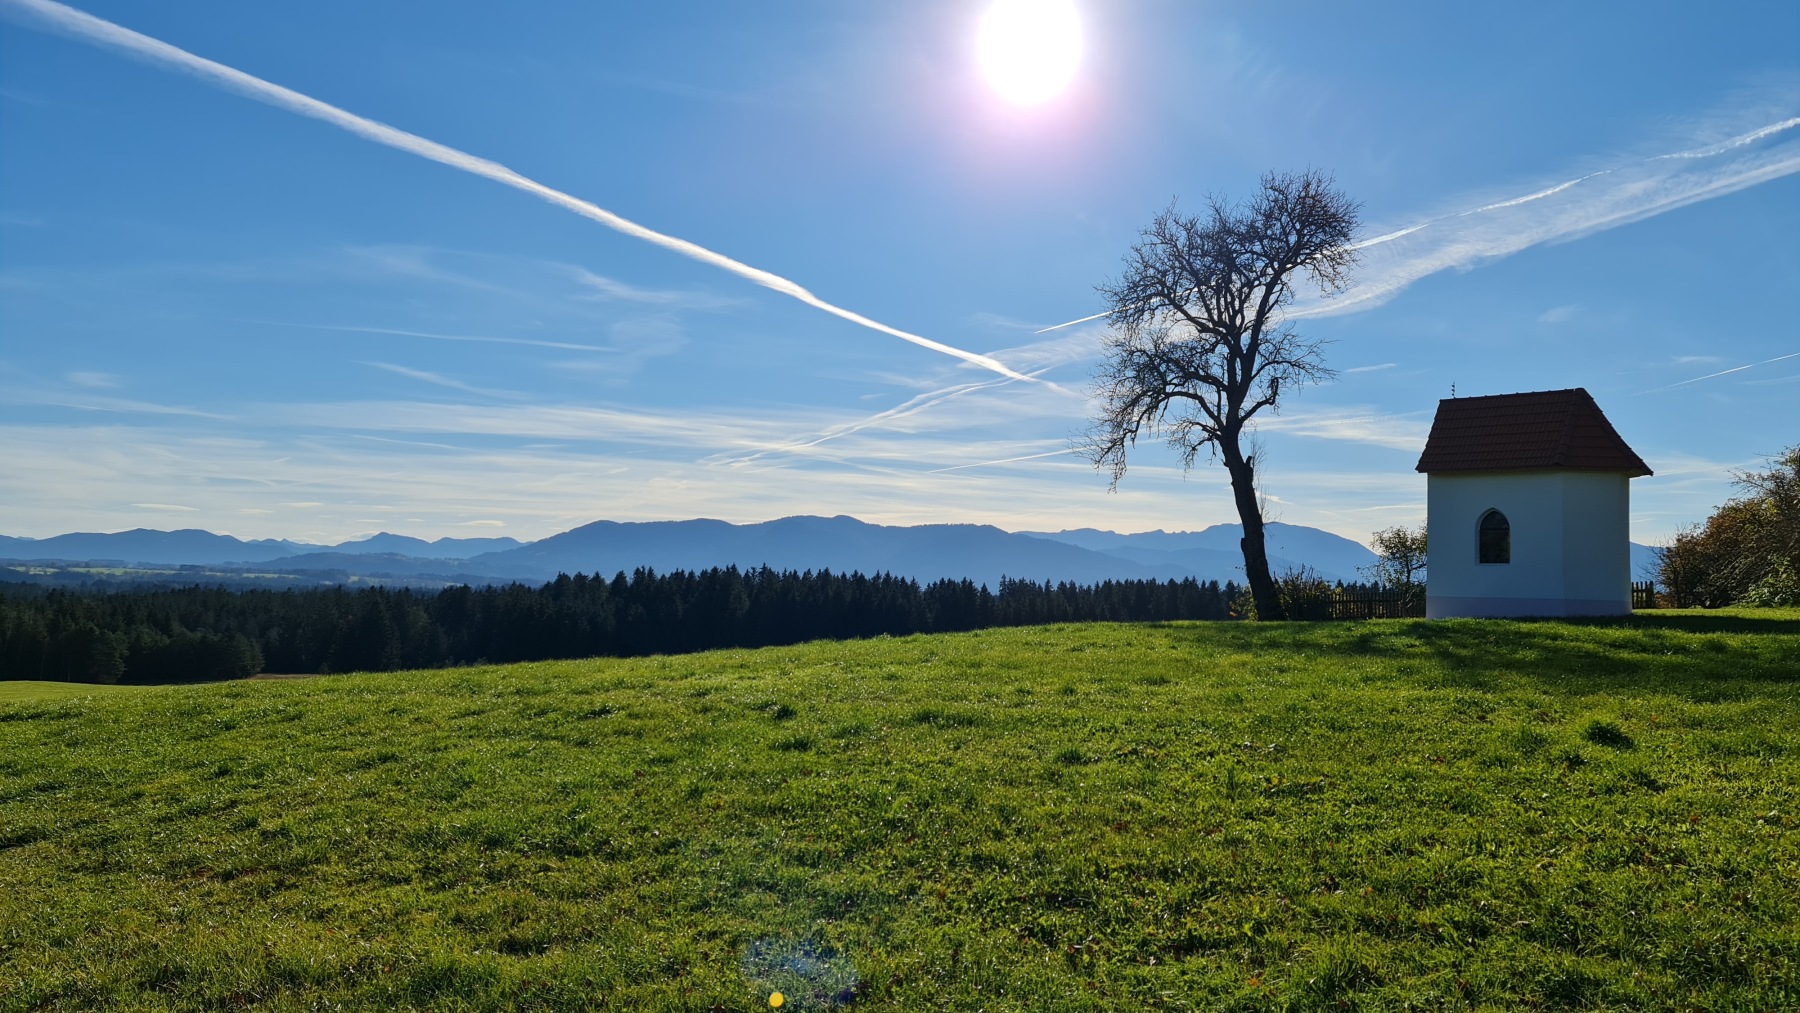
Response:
[1343,116,1800,251]
[1036,115,1800,333]
[707,369,1043,468]
[2,0,1033,383]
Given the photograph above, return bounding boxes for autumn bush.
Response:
[1660,445,1800,607]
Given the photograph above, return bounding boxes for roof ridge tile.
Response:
[1415,388,1651,477]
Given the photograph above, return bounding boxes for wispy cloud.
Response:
[65,371,121,388]
[0,85,62,107]
[131,501,198,511]
[607,316,689,364]
[264,387,1078,486]
[1299,115,1800,318]
[286,322,616,354]
[967,311,1052,333]
[1343,363,1396,374]
[362,362,524,400]
[4,0,1031,382]
[340,245,515,294]
[0,419,1250,541]
[344,433,469,452]
[14,395,228,419]
[0,403,1710,545]
[987,328,1109,376]
[566,267,734,309]
[1536,305,1579,325]
[928,447,1080,474]
[1253,408,1433,453]
[707,374,1033,468]
[270,398,800,450]
[1035,113,1800,331]
[332,246,740,313]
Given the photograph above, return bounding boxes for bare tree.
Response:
[1083,171,1359,620]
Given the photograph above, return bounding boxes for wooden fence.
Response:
[1282,588,1425,620]
[1330,589,1426,619]
[1294,584,1653,617]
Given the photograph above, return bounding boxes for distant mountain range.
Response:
[0,517,1663,589]
[465,516,1377,587]
[1023,523,1380,583]
[0,529,521,566]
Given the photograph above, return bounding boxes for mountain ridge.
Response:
[0,528,521,566]
[0,517,1666,590]
[461,515,1213,588]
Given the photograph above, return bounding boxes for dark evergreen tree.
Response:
[2,564,1250,683]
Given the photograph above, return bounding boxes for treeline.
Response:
[0,567,1244,684]
[1659,446,1799,608]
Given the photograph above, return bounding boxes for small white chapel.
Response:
[1415,388,1653,619]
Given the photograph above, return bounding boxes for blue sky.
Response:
[2,0,1796,547]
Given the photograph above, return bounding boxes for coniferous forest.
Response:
[0,568,1243,684]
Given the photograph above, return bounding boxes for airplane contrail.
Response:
[708,369,1044,468]
[2,0,1033,383]
[928,447,1079,474]
[1640,351,1800,394]
[262,322,620,354]
[1036,115,1800,333]
[1033,308,1112,334]
[1344,117,1800,251]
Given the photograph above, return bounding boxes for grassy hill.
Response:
[3,612,1797,1011]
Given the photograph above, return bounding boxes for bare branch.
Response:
[1078,170,1360,620]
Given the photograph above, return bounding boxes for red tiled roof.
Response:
[1415,388,1652,476]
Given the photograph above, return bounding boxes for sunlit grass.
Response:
[0,680,139,705]
[3,612,1796,1010]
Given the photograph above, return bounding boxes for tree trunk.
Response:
[1222,446,1286,621]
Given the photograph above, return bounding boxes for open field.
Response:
[0,681,139,705]
[2,564,390,590]
[3,611,1797,1010]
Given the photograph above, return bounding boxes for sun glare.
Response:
[978,0,1082,106]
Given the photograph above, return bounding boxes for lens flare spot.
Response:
[978,0,1083,106]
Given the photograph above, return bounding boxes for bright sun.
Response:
[978,0,1082,106]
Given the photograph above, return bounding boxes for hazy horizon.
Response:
[1,512,1374,548]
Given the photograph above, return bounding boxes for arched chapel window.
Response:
[1479,509,1510,564]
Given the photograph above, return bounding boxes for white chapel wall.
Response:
[1558,471,1632,609]
[1426,470,1631,618]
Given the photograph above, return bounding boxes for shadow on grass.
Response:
[1150,611,1800,701]
[4,671,347,693]
[1563,611,1800,636]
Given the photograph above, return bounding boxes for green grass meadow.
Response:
[3,612,1797,1010]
